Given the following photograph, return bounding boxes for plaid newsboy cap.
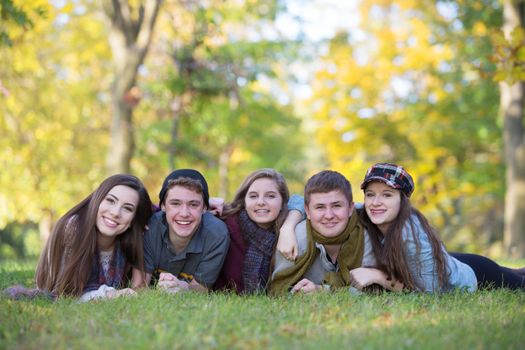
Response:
[360,163,415,197]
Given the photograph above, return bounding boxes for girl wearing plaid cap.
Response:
[352,162,525,292]
[278,163,524,292]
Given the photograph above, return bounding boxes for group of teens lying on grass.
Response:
[6,164,525,301]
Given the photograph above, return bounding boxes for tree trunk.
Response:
[103,0,161,174]
[107,91,134,174]
[501,0,525,258]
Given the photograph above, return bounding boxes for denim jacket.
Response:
[402,214,477,292]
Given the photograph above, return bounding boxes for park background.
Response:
[2,1,525,349]
[1,0,525,262]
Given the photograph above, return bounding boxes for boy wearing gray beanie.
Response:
[143,169,230,292]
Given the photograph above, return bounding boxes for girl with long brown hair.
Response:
[9,174,152,301]
[351,162,525,292]
[213,168,290,294]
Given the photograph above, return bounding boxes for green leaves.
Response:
[0,1,110,231]
[137,0,305,196]
[0,0,47,46]
[308,1,504,250]
[492,28,525,83]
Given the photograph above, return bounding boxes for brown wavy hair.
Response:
[35,174,152,297]
[222,168,290,233]
[358,192,447,291]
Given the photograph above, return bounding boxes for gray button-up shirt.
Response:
[144,211,230,287]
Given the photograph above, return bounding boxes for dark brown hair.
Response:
[163,177,204,204]
[359,192,447,291]
[304,170,353,205]
[35,174,152,297]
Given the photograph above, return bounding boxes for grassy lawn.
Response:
[1,260,524,349]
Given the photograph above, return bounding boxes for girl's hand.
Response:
[387,278,404,292]
[277,226,298,261]
[349,267,404,292]
[277,211,302,260]
[106,288,136,298]
[349,267,380,290]
[208,197,225,216]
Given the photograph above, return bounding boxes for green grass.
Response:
[2,260,524,350]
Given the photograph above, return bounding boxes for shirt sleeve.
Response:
[193,219,231,288]
[79,285,116,302]
[287,194,306,218]
[402,217,440,292]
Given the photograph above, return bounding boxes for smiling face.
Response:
[305,190,353,238]
[244,177,283,229]
[364,181,401,234]
[161,185,206,241]
[96,185,139,243]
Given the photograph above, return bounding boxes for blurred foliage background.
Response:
[1,0,523,259]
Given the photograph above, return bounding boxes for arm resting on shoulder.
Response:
[277,210,303,261]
